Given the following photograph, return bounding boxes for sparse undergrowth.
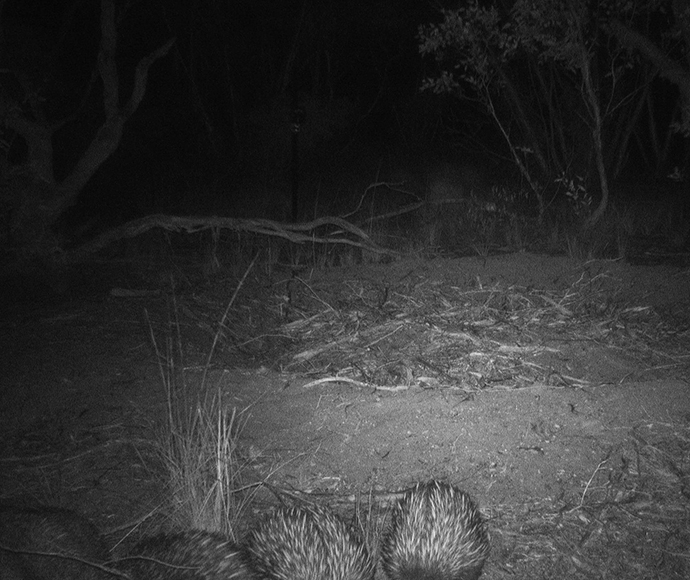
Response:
[136,251,688,580]
[1,248,688,580]
[488,418,690,579]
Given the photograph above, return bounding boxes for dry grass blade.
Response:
[201,251,260,387]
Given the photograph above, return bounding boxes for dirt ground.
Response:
[1,252,689,579]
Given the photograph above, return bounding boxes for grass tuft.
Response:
[144,256,260,540]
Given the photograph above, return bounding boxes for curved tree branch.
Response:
[56,1,174,207]
[608,18,690,128]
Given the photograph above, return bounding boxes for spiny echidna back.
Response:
[246,505,375,580]
[117,529,257,580]
[0,505,110,580]
[380,481,490,580]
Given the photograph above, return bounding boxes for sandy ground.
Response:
[1,253,688,579]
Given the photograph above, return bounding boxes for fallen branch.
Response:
[301,376,409,392]
[63,213,400,263]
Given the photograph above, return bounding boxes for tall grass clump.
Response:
[148,320,250,540]
[146,256,259,539]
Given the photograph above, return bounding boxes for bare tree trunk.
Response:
[609,18,690,129]
[579,47,609,228]
[3,0,173,258]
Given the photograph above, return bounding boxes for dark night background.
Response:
[0,6,689,579]
[1,0,688,256]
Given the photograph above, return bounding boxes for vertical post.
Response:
[290,95,305,222]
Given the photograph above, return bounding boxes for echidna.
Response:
[246,505,375,580]
[118,529,257,580]
[0,505,110,580]
[380,481,490,580]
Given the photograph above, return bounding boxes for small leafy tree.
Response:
[418,0,655,226]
